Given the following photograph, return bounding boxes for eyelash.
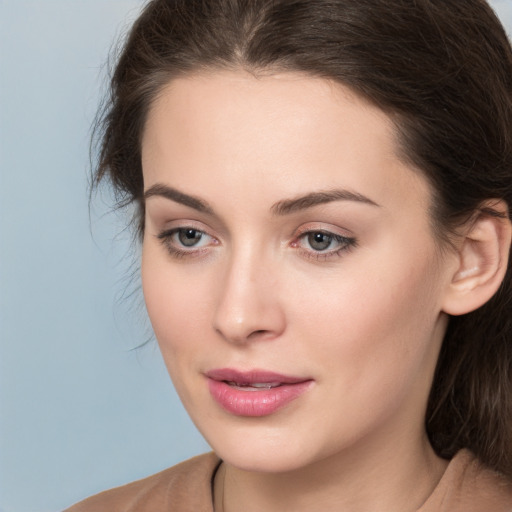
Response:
[292,230,357,261]
[157,227,217,259]
[156,227,357,261]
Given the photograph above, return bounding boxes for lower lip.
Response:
[207,379,313,417]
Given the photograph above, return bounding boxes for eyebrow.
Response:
[144,183,380,215]
[144,184,214,214]
[271,189,381,215]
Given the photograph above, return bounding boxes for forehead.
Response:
[141,69,430,215]
[143,69,393,162]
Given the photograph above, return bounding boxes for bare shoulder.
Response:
[420,450,512,512]
[63,452,221,512]
[463,454,512,511]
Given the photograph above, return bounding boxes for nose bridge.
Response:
[212,240,284,344]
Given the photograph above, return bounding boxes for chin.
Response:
[217,446,312,474]
[201,422,325,474]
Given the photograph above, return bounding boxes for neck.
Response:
[214,432,448,512]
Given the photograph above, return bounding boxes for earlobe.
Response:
[442,200,512,316]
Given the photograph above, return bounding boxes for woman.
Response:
[66,0,512,510]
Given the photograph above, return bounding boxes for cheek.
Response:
[293,245,444,395]
[141,245,211,362]
[141,252,217,417]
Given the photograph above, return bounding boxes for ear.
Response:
[442,200,512,316]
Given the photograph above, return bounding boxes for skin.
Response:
[140,70,460,512]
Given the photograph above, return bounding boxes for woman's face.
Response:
[141,71,457,472]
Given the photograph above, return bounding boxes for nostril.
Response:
[247,329,272,340]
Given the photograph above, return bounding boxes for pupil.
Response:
[309,232,332,251]
[179,229,202,247]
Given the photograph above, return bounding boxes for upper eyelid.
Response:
[151,214,227,238]
[156,224,353,239]
[295,230,356,247]
[293,223,354,239]
[156,227,356,263]
[156,222,355,244]
[156,228,217,257]
[156,219,214,235]
[158,226,214,241]
[298,230,353,240]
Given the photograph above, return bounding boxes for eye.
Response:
[306,231,336,251]
[176,228,205,247]
[157,226,217,258]
[293,229,357,260]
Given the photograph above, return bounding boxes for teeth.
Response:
[251,382,280,389]
[227,381,281,389]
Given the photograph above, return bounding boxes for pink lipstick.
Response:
[206,369,313,417]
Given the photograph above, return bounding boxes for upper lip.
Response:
[205,368,311,385]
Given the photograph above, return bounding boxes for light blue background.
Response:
[1,1,511,511]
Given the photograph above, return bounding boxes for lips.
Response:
[205,369,313,417]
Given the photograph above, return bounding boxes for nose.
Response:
[212,248,286,345]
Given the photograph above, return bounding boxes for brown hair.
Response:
[94,0,512,475]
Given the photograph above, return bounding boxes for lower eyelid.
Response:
[299,242,356,261]
[156,227,220,259]
[293,231,357,257]
[156,225,355,259]
[158,227,208,240]
[295,230,354,245]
